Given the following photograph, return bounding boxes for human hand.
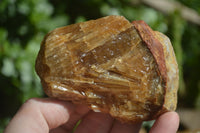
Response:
[4,98,179,133]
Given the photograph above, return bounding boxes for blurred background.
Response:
[0,0,200,132]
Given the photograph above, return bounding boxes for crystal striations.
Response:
[35,15,179,123]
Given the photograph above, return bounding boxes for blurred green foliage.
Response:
[0,0,200,131]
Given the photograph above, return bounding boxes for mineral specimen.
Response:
[35,15,179,123]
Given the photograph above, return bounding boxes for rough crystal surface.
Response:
[35,16,179,123]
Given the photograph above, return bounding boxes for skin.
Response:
[4,98,179,133]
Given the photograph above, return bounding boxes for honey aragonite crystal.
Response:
[35,15,179,123]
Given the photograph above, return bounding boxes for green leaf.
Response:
[1,58,17,77]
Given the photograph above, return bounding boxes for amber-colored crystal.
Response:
[35,15,179,123]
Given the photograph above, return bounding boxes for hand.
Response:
[4,98,179,133]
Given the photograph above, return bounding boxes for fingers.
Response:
[74,112,114,133]
[5,97,179,133]
[110,120,142,133]
[58,104,90,131]
[4,98,88,133]
[149,112,179,133]
[37,98,75,129]
[74,111,142,133]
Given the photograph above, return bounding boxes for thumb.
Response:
[149,112,179,133]
[4,98,75,133]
